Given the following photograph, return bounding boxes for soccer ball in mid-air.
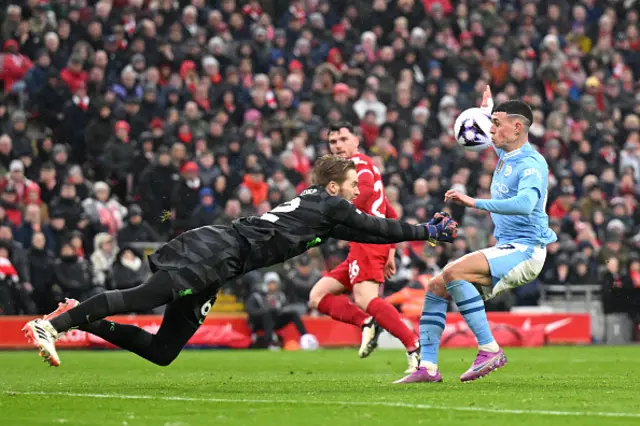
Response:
[453,107,493,152]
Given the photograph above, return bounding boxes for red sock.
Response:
[317,294,368,327]
[366,297,418,351]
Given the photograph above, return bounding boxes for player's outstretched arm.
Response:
[329,225,406,244]
[445,188,539,215]
[327,196,454,243]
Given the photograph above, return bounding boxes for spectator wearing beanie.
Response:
[53,241,94,301]
[190,187,222,229]
[104,121,135,201]
[172,161,205,234]
[82,181,127,236]
[117,204,161,247]
[60,54,88,94]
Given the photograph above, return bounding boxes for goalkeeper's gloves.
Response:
[427,212,451,226]
[424,213,459,244]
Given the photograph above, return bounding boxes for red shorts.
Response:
[325,244,390,290]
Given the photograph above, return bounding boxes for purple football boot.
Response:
[460,349,507,382]
[393,367,442,384]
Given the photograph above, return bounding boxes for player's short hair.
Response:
[312,154,356,187]
[328,121,355,136]
[493,100,533,130]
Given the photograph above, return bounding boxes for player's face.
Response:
[339,169,360,201]
[490,112,517,149]
[328,128,359,158]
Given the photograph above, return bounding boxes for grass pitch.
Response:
[1,346,639,426]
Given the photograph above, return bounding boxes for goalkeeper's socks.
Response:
[50,272,175,333]
[419,292,448,368]
[49,291,123,333]
[445,280,495,346]
[366,297,418,352]
[317,294,368,327]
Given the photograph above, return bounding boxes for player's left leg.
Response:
[79,293,216,366]
[353,280,420,372]
[41,293,216,366]
[308,266,369,328]
[23,270,176,366]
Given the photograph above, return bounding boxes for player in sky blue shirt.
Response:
[396,87,556,385]
[476,140,557,247]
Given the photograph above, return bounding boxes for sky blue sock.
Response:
[445,280,494,345]
[419,292,448,365]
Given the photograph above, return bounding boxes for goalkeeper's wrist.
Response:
[426,224,438,240]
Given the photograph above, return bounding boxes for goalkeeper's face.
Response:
[327,169,360,202]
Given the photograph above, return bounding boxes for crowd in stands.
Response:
[0,0,639,319]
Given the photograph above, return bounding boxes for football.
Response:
[454,107,493,152]
[299,333,320,350]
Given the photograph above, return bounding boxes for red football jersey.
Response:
[351,152,396,219]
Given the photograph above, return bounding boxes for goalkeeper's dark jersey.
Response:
[148,185,429,293]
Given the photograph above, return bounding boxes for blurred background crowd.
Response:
[0,0,638,329]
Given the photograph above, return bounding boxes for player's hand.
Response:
[445,190,476,208]
[384,251,396,280]
[424,216,459,243]
[427,212,451,226]
[425,212,451,246]
[480,85,494,113]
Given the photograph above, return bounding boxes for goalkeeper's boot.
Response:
[358,317,383,358]
[43,298,79,340]
[393,366,442,384]
[404,340,421,373]
[460,349,507,382]
[22,319,60,367]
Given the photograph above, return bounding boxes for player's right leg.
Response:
[308,268,375,354]
[23,271,175,366]
[308,274,368,327]
[352,280,419,372]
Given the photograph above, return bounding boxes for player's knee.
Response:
[353,281,378,310]
[308,291,324,310]
[441,266,461,284]
[151,350,180,367]
[426,276,447,298]
[353,293,372,311]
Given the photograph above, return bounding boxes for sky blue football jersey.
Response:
[489,143,557,246]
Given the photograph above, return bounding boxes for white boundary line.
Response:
[6,391,640,418]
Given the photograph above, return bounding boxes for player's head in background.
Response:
[490,100,533,151]
[328,121,359,158]
[312,154,359,201]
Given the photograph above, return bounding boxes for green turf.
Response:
[1,346,639,426]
